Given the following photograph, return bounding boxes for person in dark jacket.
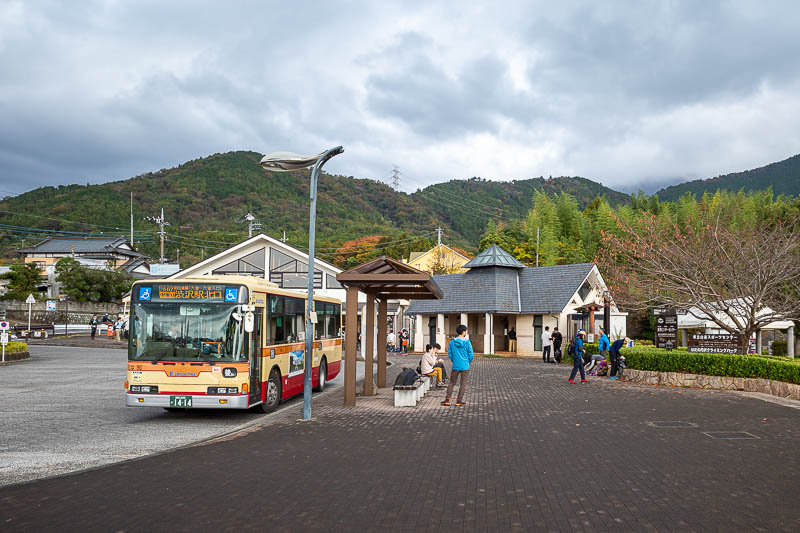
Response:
[551,327,563,363]
[608,337,630,380]
[89,314,99,340]
[441,325,474,407]
[569,331,588,383]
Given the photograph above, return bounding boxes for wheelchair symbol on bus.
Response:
[225,288,238,302]
[139,287,151,301]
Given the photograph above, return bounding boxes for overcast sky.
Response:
[1,0,799,196]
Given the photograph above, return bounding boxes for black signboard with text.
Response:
[655,311,678,350]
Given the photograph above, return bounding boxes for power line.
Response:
[0,209,148,232]
[422,190,515,221]
[423,188,515,219]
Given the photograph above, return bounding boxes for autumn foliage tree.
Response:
[596,202,800,353]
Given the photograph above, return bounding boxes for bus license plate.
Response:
[169,396,192,408]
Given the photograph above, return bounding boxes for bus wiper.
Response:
[152,351,169,364]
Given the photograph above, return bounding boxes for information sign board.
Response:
[1,332,8,345]
[46,300,56,311]
[655,313,678,350]
[133,284,243,303]
[688,333,742,354]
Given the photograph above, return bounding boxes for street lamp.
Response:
[259,146,344,420]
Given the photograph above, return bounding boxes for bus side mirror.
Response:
[244,312,254,333]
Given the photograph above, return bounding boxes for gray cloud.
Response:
[0,0,799,197]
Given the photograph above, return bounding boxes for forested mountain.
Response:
[0,151,629,266]
[656,153,800,201]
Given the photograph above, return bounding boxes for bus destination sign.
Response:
[136,284,229,302]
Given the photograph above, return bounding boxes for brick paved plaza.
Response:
[2,355,799,532]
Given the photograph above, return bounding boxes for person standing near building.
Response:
[508,327,517,353]
[598,328,610,360]
[387,330,396,352]
[441,324,474,407]
[114,315,124,344]
[551,327,563,363]
[89,314,99,340]
[569,330,588,383]
[541,326,552,363]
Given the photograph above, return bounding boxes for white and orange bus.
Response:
[126,275,342,412]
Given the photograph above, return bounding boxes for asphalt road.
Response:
[0,345,361,486]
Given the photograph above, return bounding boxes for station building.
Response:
[407,244,627,356]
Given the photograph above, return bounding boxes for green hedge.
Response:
[772,340,787,356]
[623,347,800,385]
[5,342,28,354]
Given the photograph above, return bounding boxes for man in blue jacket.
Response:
[598,328,610,360]
[441,324,474,407]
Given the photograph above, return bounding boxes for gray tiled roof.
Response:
[408,263,595,315]
[462,244,524,269]
[18,237,143,257]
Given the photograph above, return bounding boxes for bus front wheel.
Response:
[261,370,281,413]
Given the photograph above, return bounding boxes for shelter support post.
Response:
[344,286,359,407]
[589,311,595,336]
[414,314,424,352]
[484,313,493,354]
[789,326,795,359]
[363,293,376,395]
[460,313,468,334]
[756,330,762,355]
[436,313,445,350]
[377,298,387,388]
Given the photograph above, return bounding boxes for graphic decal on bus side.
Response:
[288,349,305,377]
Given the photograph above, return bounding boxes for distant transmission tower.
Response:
[391,165,400,191]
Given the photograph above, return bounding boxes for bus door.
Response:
[249,309,263,404]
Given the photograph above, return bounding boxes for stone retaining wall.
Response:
[623,369,800,401]
[0,351,30,364]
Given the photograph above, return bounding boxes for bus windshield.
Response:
[128,302,247,362]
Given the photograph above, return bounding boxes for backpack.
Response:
[567,342,575,357]
[394,368,419,387]
[554,348,562,363]
[416,359,422,374]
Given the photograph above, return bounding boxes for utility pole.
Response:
[130,191,134,247]
[536,226,540,267]
[243,213,261,238]
[281,231,287,243]
[176,249,180,264]
[436,227,443,264]
[144,208,169,263]
[391,165,400,191]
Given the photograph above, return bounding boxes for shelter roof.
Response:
[336,256,442,300]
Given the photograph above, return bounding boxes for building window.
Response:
[269,249,322,290]
[326,274,342,289]
[578,281,591,301]
[211,248,265,277]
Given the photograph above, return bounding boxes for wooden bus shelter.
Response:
[336,256,442,406]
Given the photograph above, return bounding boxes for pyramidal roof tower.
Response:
[462,244,525,269]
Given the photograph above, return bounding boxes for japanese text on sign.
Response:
[157,285,224,300]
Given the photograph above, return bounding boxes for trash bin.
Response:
[107,326,114,338]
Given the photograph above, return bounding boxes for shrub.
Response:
[772,340,787,356]
[623,347,800,385]
[5,341,28,354]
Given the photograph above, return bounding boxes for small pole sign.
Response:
[25,293,35,334]
[0,320,8,363]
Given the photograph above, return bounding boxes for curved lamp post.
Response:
[260,146,344,420]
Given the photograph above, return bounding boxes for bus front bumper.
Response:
[126,393,251,409]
